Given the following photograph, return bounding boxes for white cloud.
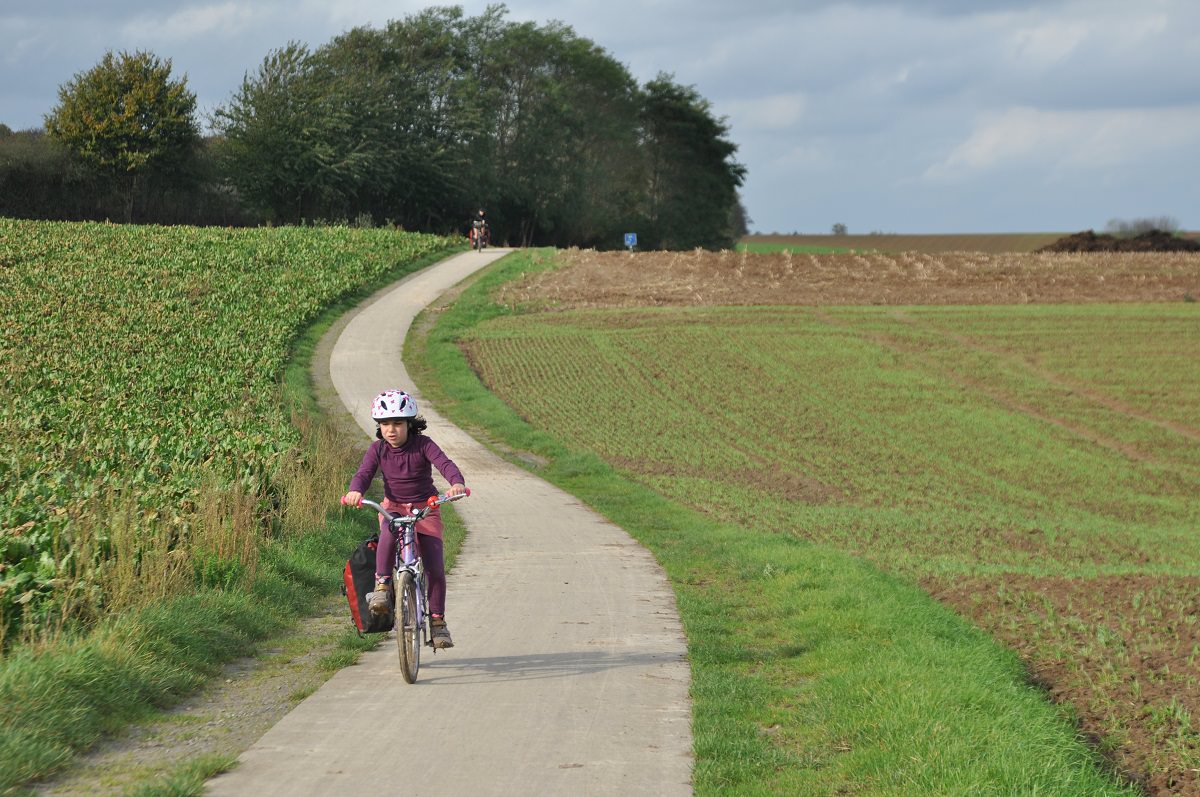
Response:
[924,104,1200,182]
[722,93,807,132]
[869,66,912,93]
[1109,11,1169,52]
[926,107,1071,178]
[1060,107,1200,167]
[121,3,260,42]
[1006,19,1090,69]
[1,19,39,66]
[294,0,425,30]
[773,141,831,171]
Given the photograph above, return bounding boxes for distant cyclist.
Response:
[469,208,489,249]
[342,389,468,649]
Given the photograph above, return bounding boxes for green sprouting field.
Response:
[465,304,1199,577]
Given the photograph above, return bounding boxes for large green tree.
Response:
[45,50,199,223]
[217,10,492,228]
[212,5,745,248]
[0,130,81,220]
[214,43,329,223]
[476,18,642,247]
[16,7,749,245]
[320,6,492,229]
[639,75,746,250]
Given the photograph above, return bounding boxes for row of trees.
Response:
[1105,216,1180,236]
[0,49,254,228]
[0,5,747,249]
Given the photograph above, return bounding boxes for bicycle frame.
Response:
[357,500,424,588]
[344,491,468,682]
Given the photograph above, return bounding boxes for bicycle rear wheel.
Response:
[395,570,420,683]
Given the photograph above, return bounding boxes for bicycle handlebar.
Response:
[340,489,470,524]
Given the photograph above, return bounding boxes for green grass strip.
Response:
[406,249,1137,796]
[0,530,346,790]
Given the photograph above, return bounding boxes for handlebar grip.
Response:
[426,488,470,508]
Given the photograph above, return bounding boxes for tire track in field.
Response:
[808,308,1156,463]
[887,310,1200,447]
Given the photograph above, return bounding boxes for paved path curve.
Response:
[207,250,692,796]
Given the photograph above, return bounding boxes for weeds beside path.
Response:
[26,597,374,797]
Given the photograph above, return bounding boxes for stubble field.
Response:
[741,232,1067,254]
[469,246,1200,794]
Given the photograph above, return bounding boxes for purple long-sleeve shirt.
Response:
[348,435,465,504]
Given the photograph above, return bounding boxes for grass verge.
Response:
[404,248,1138,796]
[128,753,239,797]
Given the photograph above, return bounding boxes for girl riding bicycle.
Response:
[342,389,467,649]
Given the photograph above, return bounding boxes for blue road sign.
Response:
[624,232,637,249]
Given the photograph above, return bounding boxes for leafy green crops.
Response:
[0,219,454,633]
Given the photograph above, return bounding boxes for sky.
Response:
[2,0,1198,234]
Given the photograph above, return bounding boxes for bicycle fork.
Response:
[415,561,433,649]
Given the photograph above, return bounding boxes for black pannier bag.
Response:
[342,536,393,634]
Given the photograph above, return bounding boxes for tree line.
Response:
[0,5,747,250]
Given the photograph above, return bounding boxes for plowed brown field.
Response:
[501,248,1200,308]
[744,232,1065,253]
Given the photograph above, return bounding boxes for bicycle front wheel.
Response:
[395,570,420,683]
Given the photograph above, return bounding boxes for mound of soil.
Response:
[1036,229,1200,253]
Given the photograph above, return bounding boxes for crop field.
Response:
[741,232,1068,254]
[0,219,454,642]
[462,248,1200,794]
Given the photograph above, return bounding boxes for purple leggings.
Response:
[376,524,447,617]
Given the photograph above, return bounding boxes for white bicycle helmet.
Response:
[371,389,418,420]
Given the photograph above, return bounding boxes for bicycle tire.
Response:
[395,570,420,683]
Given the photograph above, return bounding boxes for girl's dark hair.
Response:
[375,415,428,440]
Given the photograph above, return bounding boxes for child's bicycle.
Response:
[341,490,469,683]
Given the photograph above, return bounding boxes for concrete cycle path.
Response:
[207,250,692,796]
